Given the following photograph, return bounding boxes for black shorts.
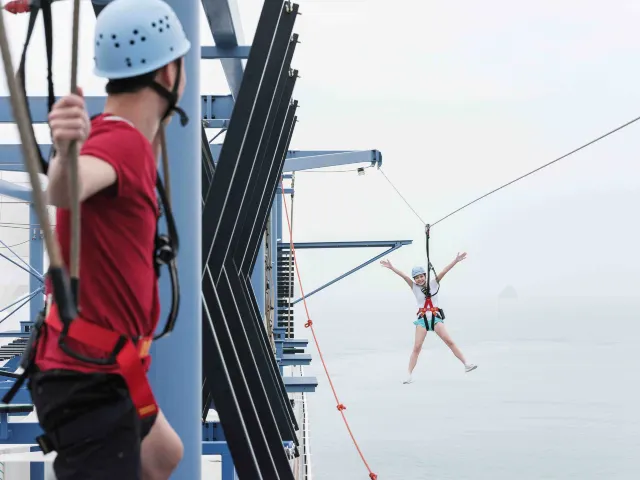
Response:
[29,369,157,480]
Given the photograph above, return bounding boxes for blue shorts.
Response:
[413,315,444,331]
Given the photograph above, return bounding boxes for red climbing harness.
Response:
[418,296,439,318]
[45,303,158,419]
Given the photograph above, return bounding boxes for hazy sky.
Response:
[0,0,639,319]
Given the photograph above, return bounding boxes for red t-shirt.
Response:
[36,114,160,374]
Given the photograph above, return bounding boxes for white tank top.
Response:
[411,277,440,308]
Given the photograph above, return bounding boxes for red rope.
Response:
[280,181,378,480]
[3,0,31,15]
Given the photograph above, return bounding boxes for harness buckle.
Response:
[133,337,153,358]
[36,434,54,455]
[19,307,45,371]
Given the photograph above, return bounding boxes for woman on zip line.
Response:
[380,232,477,383]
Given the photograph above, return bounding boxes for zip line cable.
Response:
[379,113,640,228]
[280,181,378,480]
[0,239,28,249]
[378,167,426,224]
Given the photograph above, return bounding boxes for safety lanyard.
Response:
[10,0,56,174]
[422,224,440,299]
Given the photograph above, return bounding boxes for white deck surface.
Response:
[0,449,223,480]
[0,410,225,479]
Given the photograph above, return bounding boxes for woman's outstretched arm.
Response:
[380,259,413,288]
[436,252,467,283]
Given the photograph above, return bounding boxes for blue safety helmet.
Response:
[93,0,191,124]
[411,266,426,278]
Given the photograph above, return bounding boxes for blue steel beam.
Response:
[278,354,311,366]
[201,0,246,100]
[282,150,382,172]
[201,94,235,122]
[283,377,317,393]
[271,201,280,329]
[0,332,29,338]
[147,1,201,479]
[0,152,45,173]
[0,179,31,202]
[206,147,382,170]
[0,96,106,123]
[0,418,42,444]
[29,206,44,320]
[281,240,413,305]
[201,45,250,59]
[286,150,348,158]
[0,94,235,172]
[250,239,266,319]
[0,163,24,173]
[0,95,234,124]
[281,240,413,250]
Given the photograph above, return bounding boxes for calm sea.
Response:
[306,296,640,480]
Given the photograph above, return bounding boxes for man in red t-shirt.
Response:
[27,1,191,479]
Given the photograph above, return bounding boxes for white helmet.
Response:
[411,266,426,278]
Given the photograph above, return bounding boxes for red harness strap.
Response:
[418,297,439,318]
[45,304,158,419]
[3,0,31,15]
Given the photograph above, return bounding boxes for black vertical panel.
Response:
[239,272,299,430]
[202,96,299,434]
[199,2,302,477]
[202,0,287,264]
[203,267,283,478]
[204,3,299,282]
[228,262,299,440]
[247,103,299,275]
[231,35,299,262]
[200,294,263,478]
[239,80,298,274]
[202,124,217,206]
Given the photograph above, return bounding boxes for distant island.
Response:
[499,285,518,299]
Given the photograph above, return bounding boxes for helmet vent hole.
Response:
[130,40,135,45]
[141,36,147,42]
[152,22,156,28]
[111,34,117,39]
[141,59,146,64]
[125,57,132,67]
[115,42,120,48]
[99,34,104,39]
[159,28,164,33]
[133,29,139,35]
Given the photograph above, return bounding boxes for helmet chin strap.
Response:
[149,59,189,127]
